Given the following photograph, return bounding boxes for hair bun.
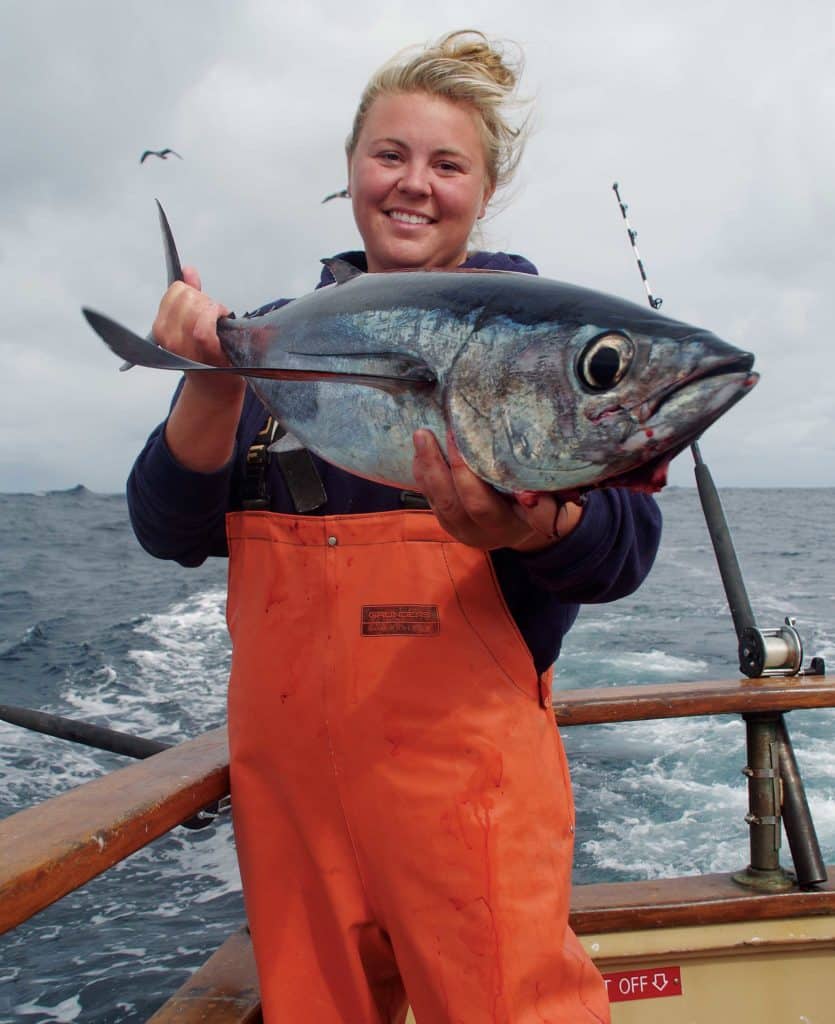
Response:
[437,30,519,91]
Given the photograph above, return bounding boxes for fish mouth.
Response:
[602,354,759,492]
[575,351,757,494]
[628,352,756,425]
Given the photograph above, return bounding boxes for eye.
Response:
[578,333,634,390]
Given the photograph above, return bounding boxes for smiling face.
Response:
[347,91,495,273]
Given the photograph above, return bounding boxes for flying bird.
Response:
[139,148,183,164]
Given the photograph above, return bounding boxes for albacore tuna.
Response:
[83,205,757,497]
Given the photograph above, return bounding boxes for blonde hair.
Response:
[347,30,530,195]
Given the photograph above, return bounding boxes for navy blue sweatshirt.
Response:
[127,251,662,674]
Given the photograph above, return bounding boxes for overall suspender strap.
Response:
[241,416,327,514]
[242,415,430,514]
[274,445,328,514]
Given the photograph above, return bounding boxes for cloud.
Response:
[1,0,832,492]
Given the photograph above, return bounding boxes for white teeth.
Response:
[388,210,431,225]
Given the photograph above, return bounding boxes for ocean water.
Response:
[1,485,833,1022]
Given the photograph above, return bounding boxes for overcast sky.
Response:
[2,0,833,493]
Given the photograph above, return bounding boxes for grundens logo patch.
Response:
[361,605,440,637]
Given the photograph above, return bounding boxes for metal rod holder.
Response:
[733,713,795,891]
[733,712,828,890]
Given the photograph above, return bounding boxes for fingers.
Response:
[412,430,585,551]
[512,491,586,544]
[413,430,532,549]
[193,299,229,351]
[412,430,481,522]
[411,429,449,503]
[152,266,231,367]
[511,491,561,537]
[443,433,515,531]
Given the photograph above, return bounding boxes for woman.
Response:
[129,30,661,1024]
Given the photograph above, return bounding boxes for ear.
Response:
[346,151,355,196]
[478,180,496,220]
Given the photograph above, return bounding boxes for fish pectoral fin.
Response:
[284,349,436,386]
[252,350,436,393]
[320,257,364,284]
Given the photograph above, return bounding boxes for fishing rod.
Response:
[612,182,826,889]
[0,703,228,830]
[611,184,663,310]
[611,182,822,679]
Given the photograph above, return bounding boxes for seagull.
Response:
[140,148,183,164]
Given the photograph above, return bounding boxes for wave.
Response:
[3,486,834,1020]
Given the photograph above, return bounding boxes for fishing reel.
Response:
[738,616,826,679]
[738,617,804,678]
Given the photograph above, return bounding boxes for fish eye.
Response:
[578,333,634,390]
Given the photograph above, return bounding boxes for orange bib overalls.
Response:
[226,509,610,1023]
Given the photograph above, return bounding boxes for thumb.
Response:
[181,265,202,291]
[512,492,560,538]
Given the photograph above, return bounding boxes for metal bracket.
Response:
[181,794,232,831]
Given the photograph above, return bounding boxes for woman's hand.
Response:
[153,267,243,389]
[156,267,246,472]
[412,429,584,551]
[153,266,230,359]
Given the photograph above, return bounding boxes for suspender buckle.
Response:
[242,417,283,511]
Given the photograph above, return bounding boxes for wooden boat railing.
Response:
[3,674,835,1021]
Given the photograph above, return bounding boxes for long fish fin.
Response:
[84,310,213,372]
[83,309,437,393]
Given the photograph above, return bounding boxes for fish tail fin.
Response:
[117,201,184,370]
[155,199,184,287]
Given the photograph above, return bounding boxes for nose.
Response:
[397,162,431,196]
